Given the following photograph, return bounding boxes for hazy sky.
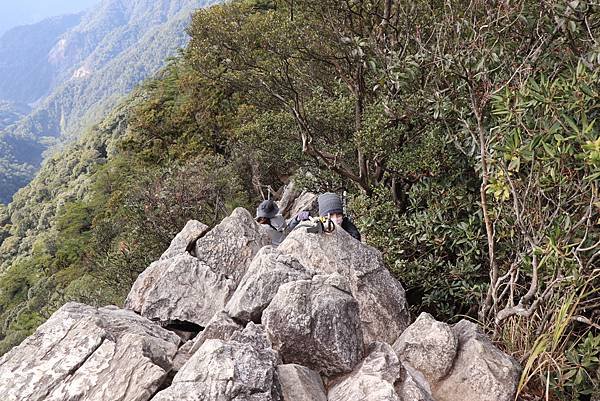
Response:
[0,0,100,36]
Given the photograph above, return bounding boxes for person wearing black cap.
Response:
[317,192,361,241]
[255,199,289,246]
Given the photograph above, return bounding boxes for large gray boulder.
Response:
[393,312,458,383]
[225,246,313,323]
[263,274,364,376]
[153,323,281,401]
[124,253,237,327]
[173,311,243,371]
[0,303,180,401]
[194,207,271,286]
[328,342,402,401]
[277,364,327,401]
[160,220,209,261]
[278,226,410,346]
[125,220,209,319]
[433,320,521,401]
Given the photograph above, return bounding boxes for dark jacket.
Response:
[341,217,361,241]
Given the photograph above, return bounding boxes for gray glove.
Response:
[295,211,311,221]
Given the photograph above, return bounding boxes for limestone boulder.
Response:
[173,311,243,371]
[277,364,327,401]
[393,312,458,383]
[153,323,281,401]
[225,246,312,323]
[328,342,402,401]
[278,226,410,346]
[160,220,209,261]
[263,274,364,376]
[125,258,167,313]
[433,320,521,401]
[194,207,271,286]
[0,303,179,401]
[124,253,237,327]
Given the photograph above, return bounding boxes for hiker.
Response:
[317,192,361,241]
[285,210,311,233]
[255,199,289,246]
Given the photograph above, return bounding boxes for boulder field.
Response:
[0,190,521,401]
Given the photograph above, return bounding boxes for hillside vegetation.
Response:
[0,1,598,399]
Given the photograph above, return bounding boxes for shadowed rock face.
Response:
[0,303,180,401]
[263,274,364,377]
[278,225,410,347]
[277,364,327,401]
[276,181,318,220]
[153,323,282,401]
[395,365,436,401]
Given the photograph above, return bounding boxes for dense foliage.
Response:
[0,0,597,398]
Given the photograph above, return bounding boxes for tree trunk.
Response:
[471,91,497,322]
[356,62,369,193]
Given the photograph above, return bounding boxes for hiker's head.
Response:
[256,199,279,224]
[318,192,344,225]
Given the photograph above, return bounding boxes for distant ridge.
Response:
[0,0,218,204]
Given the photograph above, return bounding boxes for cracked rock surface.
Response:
[194,207,271,286]
[0,303,179,401]
[125,253,236,327]
[432,320,522,401]
[393,312,458,383]
[225,246,313,323]
[159,219,209,261]
[153,323,281,401]
[328,342,402,401]
[263,274,364,376]
[277,364,327,401]
[278,226,410,347]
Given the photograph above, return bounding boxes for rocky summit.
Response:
[0,191,521,401]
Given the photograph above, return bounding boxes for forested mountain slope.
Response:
[0,102,30,132]
[0,0,217,204]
